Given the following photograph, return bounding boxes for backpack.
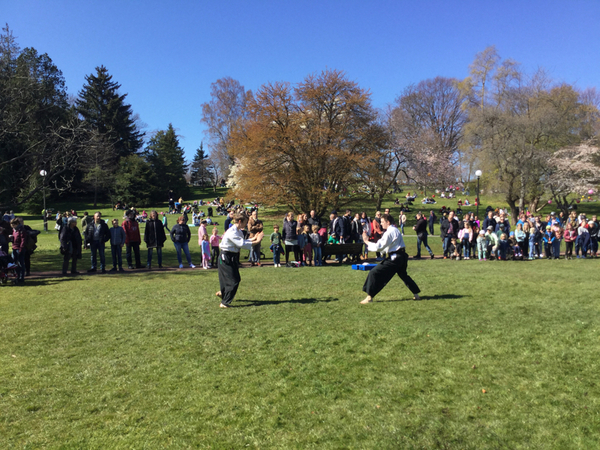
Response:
[24,226,39,252]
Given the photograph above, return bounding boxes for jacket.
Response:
[84,220,110,244]
[170,223,191,243]
[440,218,459,239]
[110,226,126,246]
[329,217,344,241]
[12,225,26,252]
[282,219,298,242]
[60,225,82,257]
[122,219,141,245]
[144,219,166,248]
[414,218,428,237]
[563,229,577,243]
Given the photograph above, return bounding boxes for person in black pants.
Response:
[216,212,264,308]
[360,214,421,303]
[428,211,437,235]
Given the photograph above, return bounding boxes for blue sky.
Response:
[4,0,599,160]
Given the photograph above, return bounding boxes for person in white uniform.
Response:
[216,212,264,308]
[360,213,421,303]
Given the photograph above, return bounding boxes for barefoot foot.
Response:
[219,303,228,308]
[216,291,222,298]
[413,294,421,301]
[360,296,373,304]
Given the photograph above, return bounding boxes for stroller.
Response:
[0,250,17,285]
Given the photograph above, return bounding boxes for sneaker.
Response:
[119,268,125,273]
[189,264,196,268]
[87,268,97,273]
[430,254,434,259]
[483,258,487,261]
[109,267,117,272]
[179,264,184,268]
[146,264,151,269]
[128,265,134,269]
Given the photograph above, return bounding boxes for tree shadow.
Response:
[381,294,467,302]
[233,296,339,307]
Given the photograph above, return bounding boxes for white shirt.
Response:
[219,224,253,253]
[365,225,405,253]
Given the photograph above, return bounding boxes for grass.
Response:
[2,190,600,448]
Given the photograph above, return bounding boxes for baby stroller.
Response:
[0,250,17,285]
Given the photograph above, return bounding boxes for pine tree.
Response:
[189,142,209,186]
[145,124,188,199]
[76,65,143,158]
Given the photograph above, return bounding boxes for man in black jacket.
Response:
[440,211,459,259]
[307,210,322,229]
[482,211,496,234]
[413,212,434,259]
[84,212,111,273]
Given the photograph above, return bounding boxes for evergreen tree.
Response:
[145,124,188,199]
[189,142,209,186]
[76,65,143,158]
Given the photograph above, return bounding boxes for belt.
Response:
[389,248,405,255]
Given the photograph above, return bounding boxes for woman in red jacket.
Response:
[10,218,26,285]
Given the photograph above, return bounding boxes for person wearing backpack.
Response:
[10,218,26,285]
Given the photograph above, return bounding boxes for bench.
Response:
[322,243,364,259]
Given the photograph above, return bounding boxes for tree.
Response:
[76,65,144,158]
[0,25,75,206]
[189,142,209,186]
[200,77,251,181]
[145,124,188,199]
[463,47,594,221]
[544,140,600,214]
[390,77,467,189]
[229,69,386,215]
[113,154,156,207]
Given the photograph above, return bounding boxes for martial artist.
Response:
[360,213,421,303]
[216,212,264,308]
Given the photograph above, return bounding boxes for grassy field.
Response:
[2,190,600,448]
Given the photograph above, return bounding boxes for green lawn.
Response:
[2,191,600,448]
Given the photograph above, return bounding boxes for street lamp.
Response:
[40,170,47,231]
[475,170,482,219]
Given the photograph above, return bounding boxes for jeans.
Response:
[90,241,106,270]
[400,223,405,235]
[126,242,141,268]
[477,240,487,259]
[111,244,123,269]
[443,236,452,257]
[552,239,561,259]
[211,246,220,266]
[416,234,433,257]
[273,244,281,266]
[249,243,261,263]
[174,242,192,265]
[313,246,322,266]
[12,249,25,282]
[529,241,536,258]
[147,247,163,266]
[462,238,470,258]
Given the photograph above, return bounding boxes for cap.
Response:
[546,225,551,229]
[487,226,493,230]
[479,230,485,235]
[551,211,556,215]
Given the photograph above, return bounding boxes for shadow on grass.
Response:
[381,293,467,302]
[234,296,339,307]
[17,277,82,287]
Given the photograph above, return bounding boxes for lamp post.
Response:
[40,170,47,231]
[475,170,482,219]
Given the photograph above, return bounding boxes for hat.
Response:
[479,230,485,235]
[550,211,556,215]
[331,210,337,215]
[509,231,514,236]
[546,225,551,229]
[499,224,505,228]
[487,226,493,230]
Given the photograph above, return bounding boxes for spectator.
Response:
[440,211,459,259]
[60,217,82,275]
[123,211,142,269]
[10,218,26,284]
[413,212,434,259]
[83,212,110,273]
[145,211,167,269]
[170,215,195,269]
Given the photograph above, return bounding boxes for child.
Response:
[528,224,540,260]
[563,222,577,259]
[209,227,221,268]
[509,231,522,260]
[498,233,509,260]
[458,222,473,259]
[310,225,322,266]
[552,225,563,260]
[201,233,210,269]
[576,219,590,258]
[476,230,487,260]
[486,227,499,260]
[270,225,282,267]
[109,218,126,272]
[448,237,461,260]
[318,226,328,264]
[302,224,312,266]
[328,233,340,245]
[542,225,554,259]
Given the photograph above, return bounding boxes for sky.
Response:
[3,0,600,160]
